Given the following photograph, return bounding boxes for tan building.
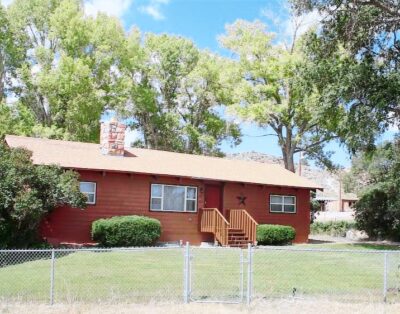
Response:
[316,193,358,212]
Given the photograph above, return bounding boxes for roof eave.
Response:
[62,165,323,191]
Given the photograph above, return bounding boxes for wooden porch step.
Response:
[228,236,248,240]
[228,239,251,243]
[228,230,246,235]
[228,239,252,244]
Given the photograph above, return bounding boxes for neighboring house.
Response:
[228,152,358,212]
[315,193,358,212]
[5,120,321,247]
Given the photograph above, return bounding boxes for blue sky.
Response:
[3,0,396,167]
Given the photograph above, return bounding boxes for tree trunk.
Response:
[282,145,296,173]
[0,53,4,104]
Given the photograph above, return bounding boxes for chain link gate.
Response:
[183,243,252,304]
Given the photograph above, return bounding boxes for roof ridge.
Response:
[6,134,284,168]
[5,134,322,189]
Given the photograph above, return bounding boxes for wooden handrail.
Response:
[229,209,258,244]
[200,208,229,246]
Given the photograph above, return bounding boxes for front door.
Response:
[204,184,222,212]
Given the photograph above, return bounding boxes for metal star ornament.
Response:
[237,195,247,205]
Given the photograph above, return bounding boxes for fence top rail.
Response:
[2,245,399,254]
[255,245,400,254]
[0,246,184,253]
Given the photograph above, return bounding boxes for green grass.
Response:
[0,244,400,303]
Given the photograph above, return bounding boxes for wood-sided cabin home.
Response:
[5,120,321,247]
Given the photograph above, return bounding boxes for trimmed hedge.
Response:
[92,215,161,247]
[256,224,296,245]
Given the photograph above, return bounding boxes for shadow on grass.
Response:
[348,243,400,251]
[308,239,335,244]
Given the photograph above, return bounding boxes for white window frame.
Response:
[80,182,97,205]
[269,194,296,214]
[150,184,198,213]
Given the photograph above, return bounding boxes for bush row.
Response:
[310,221,356,237]
[91,216,297,247]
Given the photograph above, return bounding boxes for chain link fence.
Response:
[252,247,400,303]
[0,245,400,304]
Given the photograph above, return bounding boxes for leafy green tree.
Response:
[0,3,25,104]
[0,102,35,138]
[0,142,87,248]
[6,0,127,142]
[291,0,400,60]
[345,138,400,240]
[219,20,347,171]
[118,32,240,155]
[292,0,400,147]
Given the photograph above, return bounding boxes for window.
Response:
[150,184,197,212]
[270,195,296,213]
[80,182,96,205]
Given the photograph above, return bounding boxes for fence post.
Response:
[183,242,190,303]
[50,249,55,305]
[246,243,253,306]
[240,249,244,303]
[383,252,388,303]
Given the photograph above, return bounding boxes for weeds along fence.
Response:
[0,244,400,304]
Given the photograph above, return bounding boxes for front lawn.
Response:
[0,243,399,303]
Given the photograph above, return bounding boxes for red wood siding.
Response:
[41,171,213,245]
[41,170,311,245]
[223,183,310,243]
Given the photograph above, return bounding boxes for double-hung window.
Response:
[270,195,296,213]
[80,182,96,205]
[150,184,197,212]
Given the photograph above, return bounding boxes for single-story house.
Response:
[316,193,358,212]
[5,120,321,247]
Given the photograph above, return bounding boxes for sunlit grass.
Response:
[0,243,399,303]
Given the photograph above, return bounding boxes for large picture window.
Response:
[150,184,197,212]
[80,182,96,205]
[270,195,296,213]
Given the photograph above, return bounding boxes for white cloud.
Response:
[388,112,399,132]
[388,123,399,132]
[284,10,322,39]
[1,0,14,6]
[260,8,283,27]
[84,0,133,18]
[260,5,322,48]
[139,0,169,21]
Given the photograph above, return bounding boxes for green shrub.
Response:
[310,221,356,237]
[256,224,296,245]
[92,215,162,247]
[354,188,399,240]
[0,143,86,248]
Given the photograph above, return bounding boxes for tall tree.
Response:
[0,3,25,104]
[292,0,400,141]
[117,31,240,155]
[219,20,347,171]
[6,0,127,142]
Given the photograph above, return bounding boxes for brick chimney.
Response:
[100,118,126,156]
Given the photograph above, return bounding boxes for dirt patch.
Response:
[0,300,399,314]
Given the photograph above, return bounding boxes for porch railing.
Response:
[229,209,258,244]
[200,208,229,246]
